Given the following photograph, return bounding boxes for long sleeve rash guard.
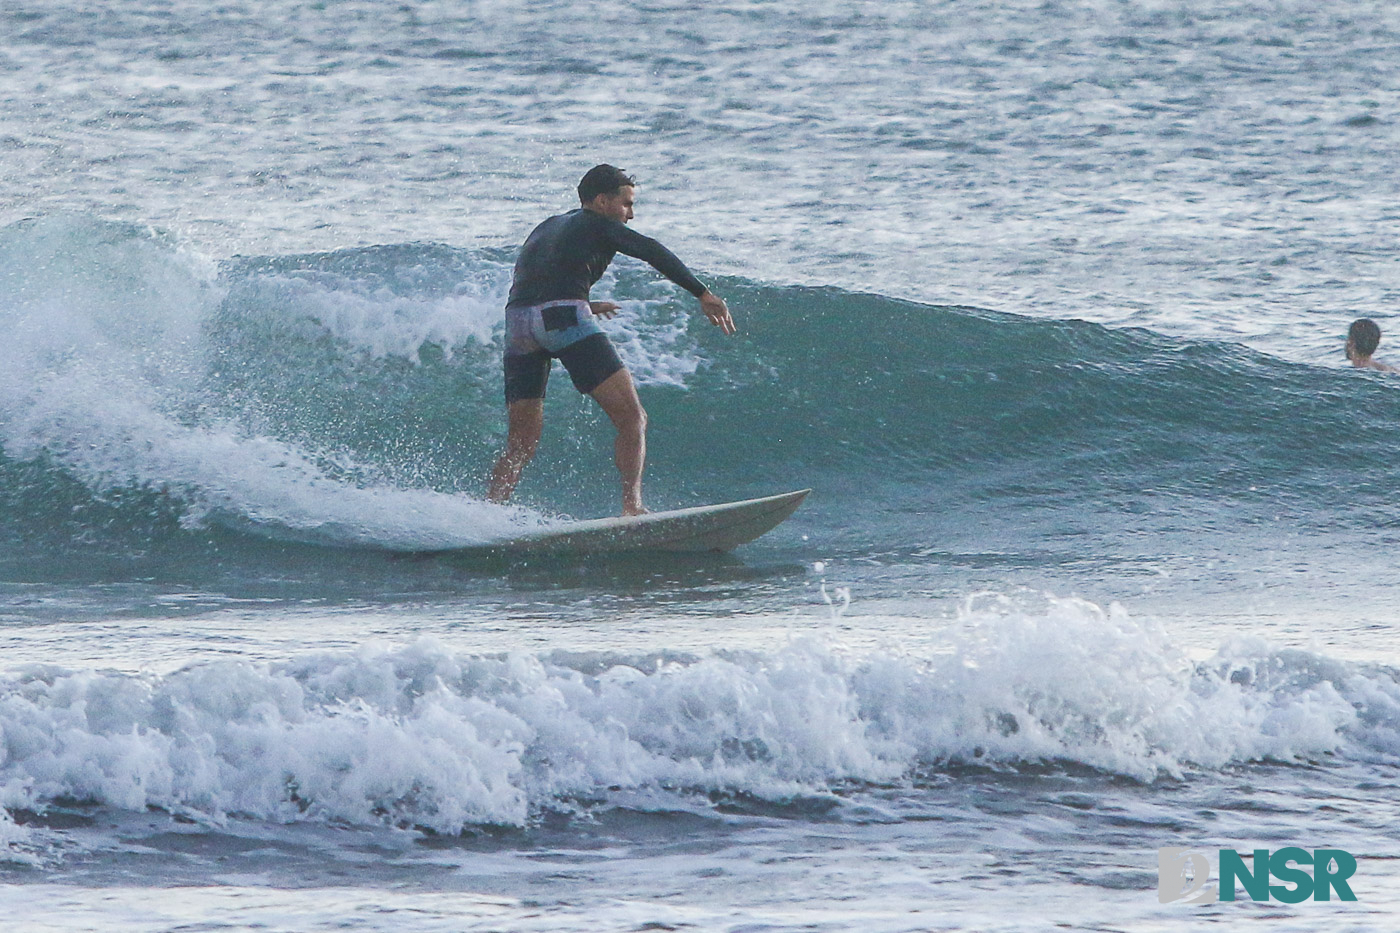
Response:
[505,208,708,309]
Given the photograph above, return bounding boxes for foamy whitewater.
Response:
[4,2,1400,930]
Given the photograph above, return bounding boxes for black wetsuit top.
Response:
[506,208,707,309]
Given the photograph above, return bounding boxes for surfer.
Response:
[486,164,735,515]
[1346,318,1396,373]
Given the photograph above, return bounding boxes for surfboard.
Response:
[447,489,810,555]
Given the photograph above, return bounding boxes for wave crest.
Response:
[3,603,1394,839]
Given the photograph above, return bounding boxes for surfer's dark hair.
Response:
[1350,318,1382,356]
[578,164,636,203]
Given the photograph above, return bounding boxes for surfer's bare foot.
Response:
[622,504,649,517]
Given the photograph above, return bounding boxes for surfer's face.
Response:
[591,186,635,223]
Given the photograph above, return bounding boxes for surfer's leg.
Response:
[490,346,551,504]
[487,398,544,504]
[554,331,638,514]
[589,368,647,516]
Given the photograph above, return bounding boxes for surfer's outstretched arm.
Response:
[594,289,733,334]
[604,223,736,334]
[699,290,735,335]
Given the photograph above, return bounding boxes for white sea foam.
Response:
[855,597,1388,779]
[0,216,543,548]
[602,298,707,389]
[588,268,709,388]
[2,602,1394,838]
[240,269,506,363]
[0,807,37,866]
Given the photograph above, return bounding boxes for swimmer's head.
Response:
[1348,318,1382,359]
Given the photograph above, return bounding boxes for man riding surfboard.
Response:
[486,164,735,515]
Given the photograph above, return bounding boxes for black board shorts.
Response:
[503,300,625,403]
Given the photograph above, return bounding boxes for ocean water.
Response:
[4,1,1400,930]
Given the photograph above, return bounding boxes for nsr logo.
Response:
[1158,847,1358,904]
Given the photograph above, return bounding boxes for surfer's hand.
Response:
[590,301,621,319]
[699,291,735,335]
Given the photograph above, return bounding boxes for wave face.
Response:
[1,601,1396,840]
[1,215,1398,571]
